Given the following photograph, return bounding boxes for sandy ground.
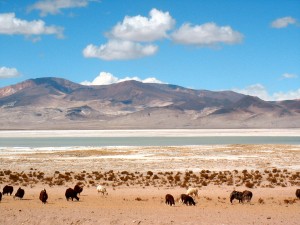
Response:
[0,185,299,225]
[0,143,300,224]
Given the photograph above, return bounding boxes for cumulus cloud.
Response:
[83,40,158,60]
[82,8,174,60]
[81,71,163,85]
[273,89,300,101]
[233,84,271,101]
[171,22,243,46]
[29,0,93,16]
[271,16,297,28]
[0,66,20,78]
[108,8,175,42]
[233,84,300,101]
[83,8,244,61]
[0,13,64,38]
[141,77,163,83]
[118,76,163,84]
[281,73,298,79]
[81,72,118,85]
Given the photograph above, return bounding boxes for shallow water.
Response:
[1,136,300,148]
[1,130,300,172]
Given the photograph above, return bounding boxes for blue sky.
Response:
[0,0,299,100]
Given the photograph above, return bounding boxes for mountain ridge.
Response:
[0,77,299,129]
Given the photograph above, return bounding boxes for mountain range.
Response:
[0,77,299,129]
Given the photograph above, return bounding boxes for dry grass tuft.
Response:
[284,199,296,204]
[258,198,265,204]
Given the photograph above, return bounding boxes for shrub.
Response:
[152,175,159,180]
[121,176,129,182]
[242,169,248,174]
[9,173,19,182]
[89,180,95,184]
[37,174,44,180]
[54,179,65,185]
[167,175,173,181]
[107,175,115,181]
[174,175,181,182]
[95,174,104,180]
[202,181,208,186]
[245,182,254,188]
[268,177,277,183]
[254,174,262,180]
[147,171,153,176]
[4,170,12,175]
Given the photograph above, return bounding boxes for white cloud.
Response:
[108,8,175,42]
[81,72,118,85]
[0,13,64,38]
[29,0,93,16]
[233,84,300,101]
[271,16,297,28]
[83,40,158,60]
[273,89,300,101]
[142,77,163,83]
[81,71,163,85]
[118,76,163,84]
[234,84,271,101]
[281,73,298,79]
[0,66,20,78]
[83,8,244,61]
[171,22,243,46]
[82,8,174,61]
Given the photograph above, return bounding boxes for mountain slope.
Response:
[0,77,299,129]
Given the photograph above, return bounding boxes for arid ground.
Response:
[0,143,300,224]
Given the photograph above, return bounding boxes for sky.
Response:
[0,0,299,101]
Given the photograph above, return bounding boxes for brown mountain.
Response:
[0,77,299,129]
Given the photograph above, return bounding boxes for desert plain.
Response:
[0,130,300,225]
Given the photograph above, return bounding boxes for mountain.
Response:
[0,77,299,129]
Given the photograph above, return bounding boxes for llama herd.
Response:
[165,187,252,206]
[1,184,299,206]
[0,185,25,200]
[0,184,107,203]
[166,188,300,206]
[164,187,204,206]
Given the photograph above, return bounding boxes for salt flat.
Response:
[1,145,300,173]
[1,128,300,137]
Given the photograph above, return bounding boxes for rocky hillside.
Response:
[0,77,299,129]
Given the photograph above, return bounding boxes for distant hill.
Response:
[0,77,299,129]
